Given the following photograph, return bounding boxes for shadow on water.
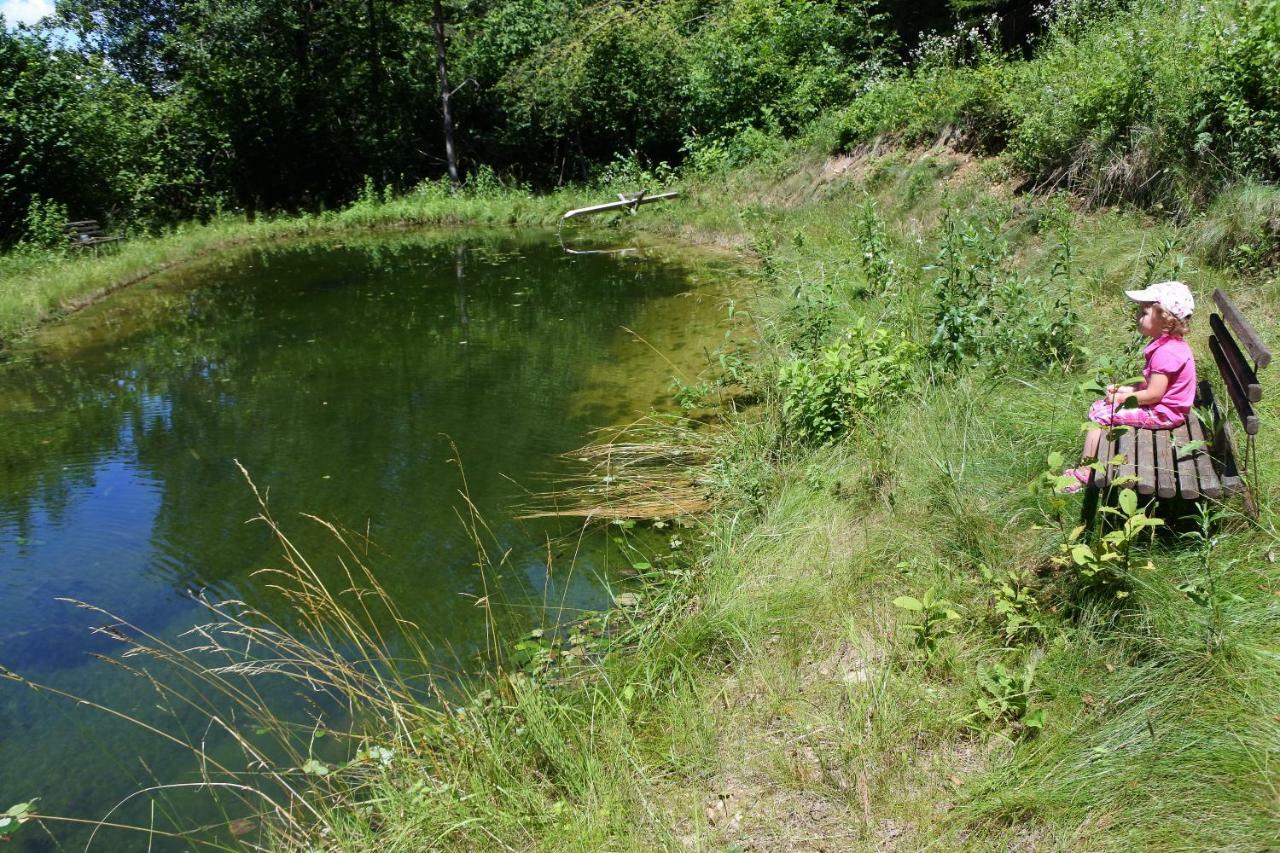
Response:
[0,229,751,849]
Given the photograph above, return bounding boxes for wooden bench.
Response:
[1083,289,1269,518]
[65,220,125,250]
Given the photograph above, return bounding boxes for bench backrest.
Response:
[1208,288,1270,437]
[65,220,107,240]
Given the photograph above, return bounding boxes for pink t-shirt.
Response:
[1143,335,1196,422]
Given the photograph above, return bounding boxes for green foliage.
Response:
[893,585,962,658]
[681,119,787,176]
[975,654,1046,734]
[0,800,38,842]
[980,563,1047,646]
[593,150,676,192]
[22,196,67,251]
[1054,487,1162,596]
[853,199,900,297]
[778,317,920,444]
[681,0,891,136]
[927,205,1080,371]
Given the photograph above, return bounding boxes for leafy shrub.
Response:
[975,654,1046,734]
[893,585,962,658]
[778,317,920,444]
[594,150,676,191]
[927,206,1080,371]
[22,195,68,251]
[681,118,787,176]
[682,0,891,136]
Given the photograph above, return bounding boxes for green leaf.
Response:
[1046,451,1064,469]
[892,596,923,612]
[301,759,330,777]
[1024,708,1046,730]
[1174,439,1207,459]
[1118,488,1138,516]
[4,802,35,820]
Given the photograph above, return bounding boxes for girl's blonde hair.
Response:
[1152,304,1190,338]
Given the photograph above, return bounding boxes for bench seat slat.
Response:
[1116,427,1136,488]
[1172,422,1200,499]
[1136,428,1156,495]
[1186,412,1221,498]
[1218,419,1246,495]
[1155,429,1177,498]
[1094,431,1116,488]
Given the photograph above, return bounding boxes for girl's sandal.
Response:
[1056,466,1092,495]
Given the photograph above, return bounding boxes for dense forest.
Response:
[0,0,1073,244]
[5,0,1277,246]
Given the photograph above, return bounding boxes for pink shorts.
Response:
[1088,399,1183,429]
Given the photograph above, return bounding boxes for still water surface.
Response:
[0,230,745,848]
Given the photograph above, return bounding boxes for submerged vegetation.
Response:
[3,0,1280,849]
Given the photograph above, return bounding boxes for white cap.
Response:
[1125,280,1194,321]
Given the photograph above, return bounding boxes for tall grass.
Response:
[6,135,1278,848]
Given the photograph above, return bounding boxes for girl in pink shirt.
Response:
[1062,281,1197,492]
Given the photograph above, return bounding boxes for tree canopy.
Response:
[0,0,1040,243]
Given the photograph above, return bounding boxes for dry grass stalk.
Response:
[520,419,717,521]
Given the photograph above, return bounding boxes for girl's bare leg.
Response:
[1082,427,1103,461]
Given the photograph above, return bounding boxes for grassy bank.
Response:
[0,180,603,347]
[5,138,1279,850]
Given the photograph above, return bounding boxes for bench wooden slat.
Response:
[1214,288,1271,369]
[1172,422,1200,499]
[1218,418,1246,495]
[1115,427,1136,488]
[1210,314,1262,401]
[1094,431,1116,488]
[1209,335,1260,435]
[1136,428,1156,495]
[1186,411,1221,498]
[1154,429,1176,498]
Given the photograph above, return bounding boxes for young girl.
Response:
[1062,280,1197,492]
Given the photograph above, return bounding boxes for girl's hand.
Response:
[1108,385,1136,403]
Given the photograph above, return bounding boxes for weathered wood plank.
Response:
[1209,335,1260,434]
[562,191,680,220]
[1218,419,1246,495]
[1095,431,1117,488]
[1172,422,1200,499]
[1186,412,1220,498]
[1136,428,1156,495]
[1155,429,1176,498]
[1210,314,1262,401]
[1115,427,1137,488]
[1214,288,1271,369]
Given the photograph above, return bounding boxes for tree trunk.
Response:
[432,0,460,190]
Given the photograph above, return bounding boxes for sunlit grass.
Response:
[5,141,1278,849]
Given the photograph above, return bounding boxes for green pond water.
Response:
[0,230,748,849]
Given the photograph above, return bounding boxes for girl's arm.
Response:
[1109,373,1169,405]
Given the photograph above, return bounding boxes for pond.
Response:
[0,229,749,849]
